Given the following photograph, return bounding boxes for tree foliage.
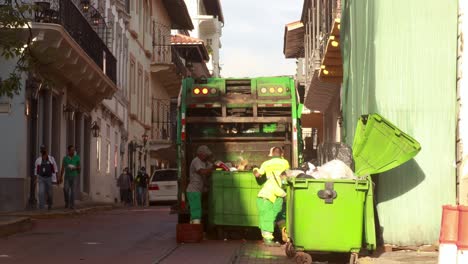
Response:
[0,1,37,98]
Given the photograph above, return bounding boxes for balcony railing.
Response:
[152,98,177,142]
[153,45,171,64]
[22,0,116,83]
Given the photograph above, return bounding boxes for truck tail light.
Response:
[149,184,159,191]
[181,113,186,141]
[193,88,201,95]
[202,88,209,95]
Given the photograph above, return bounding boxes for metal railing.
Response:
[153,45,171,64]
[19,0,117,84]
[152,98,177,142]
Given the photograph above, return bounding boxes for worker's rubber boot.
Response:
[263,238,281,247]
[262,231,280,247]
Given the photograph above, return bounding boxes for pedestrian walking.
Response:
[117,167,132,206]
[34,145,58,210]
[135,167,149,206]
[253,147,290,247]
[59,145,81,210]
[186,145,213,224]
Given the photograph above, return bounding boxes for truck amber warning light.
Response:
[193,87,214,95]
[260,87,287,94]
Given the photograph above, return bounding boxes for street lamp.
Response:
[63,105,75,121]
[91,11,100,26]
[91,121,100,137]
[81,0,90,12]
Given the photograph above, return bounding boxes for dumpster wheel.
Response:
[295,252,312,264]
[349,252,358,264]
[285,242,296,258]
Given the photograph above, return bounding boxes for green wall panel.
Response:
[341,0,458,245]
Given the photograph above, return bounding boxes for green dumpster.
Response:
[284,114,421,264]
[208,170,263,228]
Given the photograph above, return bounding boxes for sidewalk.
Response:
[0,202,121,237]
[0,201,120,219]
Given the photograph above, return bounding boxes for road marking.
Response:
[84,242,101,245]
[152,244,180,264]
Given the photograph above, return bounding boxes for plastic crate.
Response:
[176,223,203,243]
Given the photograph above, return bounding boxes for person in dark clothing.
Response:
[117,167,132,206]
[135,167,149,206]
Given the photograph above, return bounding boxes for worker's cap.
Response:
[40,144,47,151]
[197,145,212,156]
[268,147,275,157]
[268,147,282,157]
[140,166,146,171]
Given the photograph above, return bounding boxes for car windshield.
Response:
[152,170,177,182]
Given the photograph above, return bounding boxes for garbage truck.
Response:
[175,77,303,236]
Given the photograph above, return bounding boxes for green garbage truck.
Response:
[175,77,303,236]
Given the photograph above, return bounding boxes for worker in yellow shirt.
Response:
[253,147,290,247]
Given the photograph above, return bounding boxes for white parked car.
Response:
[149,169,178,203]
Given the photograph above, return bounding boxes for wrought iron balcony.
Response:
[27,0,116,83]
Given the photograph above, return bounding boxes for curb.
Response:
[2,205,119,220]
[0,217,33,237]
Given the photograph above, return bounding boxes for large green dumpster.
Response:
[286,178,371,253]
[208,171,263,227]
[284,114,421,264]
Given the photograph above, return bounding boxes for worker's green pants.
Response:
[257,197,283,236]
[187,192,202,220]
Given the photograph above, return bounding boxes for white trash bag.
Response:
[312,159,356,180]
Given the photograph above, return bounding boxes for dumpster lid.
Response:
[352,114,421,176]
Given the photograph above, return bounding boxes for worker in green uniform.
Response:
[253,147,290,247]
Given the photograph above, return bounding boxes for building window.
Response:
[130,59,135,94]
[114,145,118,168]
[103,51,107,74]
[138,67,143,120]
[106,141,111,174]
[96,138,101,171]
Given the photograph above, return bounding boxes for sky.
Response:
[219,0,303,78]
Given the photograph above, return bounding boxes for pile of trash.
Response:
[214,157,254,172]
[286,159,356,180]
[286,142,357,180]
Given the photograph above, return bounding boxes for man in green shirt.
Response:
[59,145,81,209]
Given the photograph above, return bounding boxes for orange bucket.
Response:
[458,206,468,250]
[439,205,459,244]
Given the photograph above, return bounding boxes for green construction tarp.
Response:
[341,0,458,245]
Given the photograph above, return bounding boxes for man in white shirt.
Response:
[186,145,213,224]
[34,145,58,210]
